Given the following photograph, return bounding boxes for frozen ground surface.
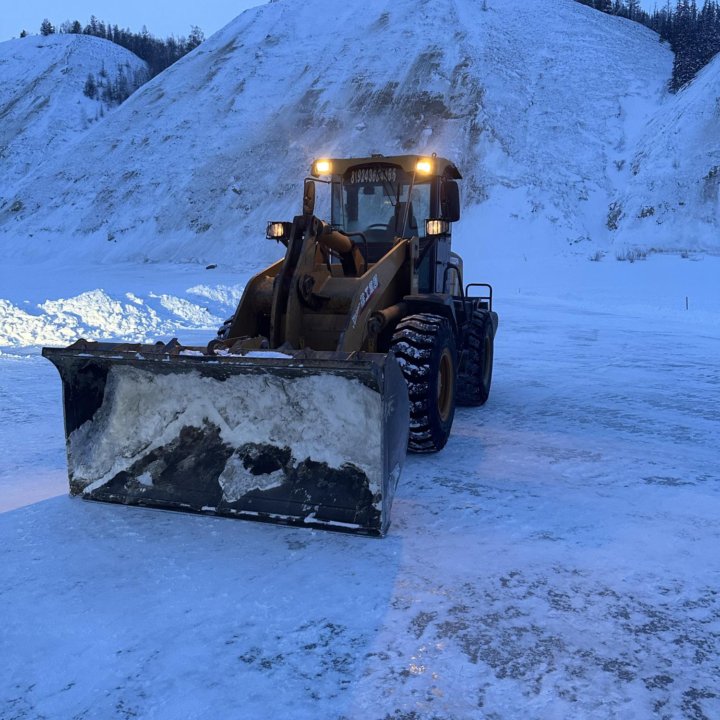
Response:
[1,254,719,719]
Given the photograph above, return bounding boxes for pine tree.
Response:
[40,19,55,36]
[698,0,720,66]
[85,15,100,36]
[47,14,208,81]
[114,67,130,103]
[187,26,205,50]
[671,0,699,89]
[83,73,98,99]
[627,0,642,19]
[575,0,720,89]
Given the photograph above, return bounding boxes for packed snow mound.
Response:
[0,282,240,348]
[0,34,148,193]
[0,0,673,264]
[613,53,720,253]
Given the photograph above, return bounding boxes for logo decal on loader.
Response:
[352,274,380,328]
[349,168,397,184]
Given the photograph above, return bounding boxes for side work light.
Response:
[425,219,450,236]
[266,221,292,242]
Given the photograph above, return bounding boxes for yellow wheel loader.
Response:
[43,154,498,536]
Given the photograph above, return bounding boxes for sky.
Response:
[0,0,266,42]
[0,1,667,42]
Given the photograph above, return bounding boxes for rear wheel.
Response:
[457,310,494,406]
[390,313,458,453]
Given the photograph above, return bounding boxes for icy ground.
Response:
[1,254,719,719]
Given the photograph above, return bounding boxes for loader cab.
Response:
[329,166,430,262]
[313,155,461,294]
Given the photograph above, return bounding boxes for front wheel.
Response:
[390,313,458,453]
[216,316,234,340]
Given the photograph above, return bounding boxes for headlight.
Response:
[313,159,332,176]
[425,219,449,236]
[416,158,433,174]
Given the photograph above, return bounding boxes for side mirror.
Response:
[442,180,460,223]
[303,179,316,216]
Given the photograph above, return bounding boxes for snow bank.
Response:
[0,262,245,348]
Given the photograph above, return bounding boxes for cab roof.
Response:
[311,154,462,179]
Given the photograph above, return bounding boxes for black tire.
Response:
[390,313,458,453]
[457,310,494,406]
[216,316,234,340]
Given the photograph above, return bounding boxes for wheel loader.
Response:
[43,154,498,536]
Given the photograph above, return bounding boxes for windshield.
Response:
[331,167,430,239]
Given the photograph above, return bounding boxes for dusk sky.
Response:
[0,0,266,42]
[0,0,666,44]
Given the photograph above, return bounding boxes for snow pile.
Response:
[0,0,680,265]
[152,292,220,326]
[69,367,384,497]
[187,282,244,307]
[0,34,148,192]
[0,290,222,347]
[0,264,245,347]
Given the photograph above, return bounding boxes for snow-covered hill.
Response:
[0,34,148,193]
[0,0,675,265]
[613,52,720,253]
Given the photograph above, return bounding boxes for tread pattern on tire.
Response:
[457,309,493,407]
[390,313,456,453]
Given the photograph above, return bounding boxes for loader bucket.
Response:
[42,341,409,536]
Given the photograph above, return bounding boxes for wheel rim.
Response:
[437,348,454,423]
